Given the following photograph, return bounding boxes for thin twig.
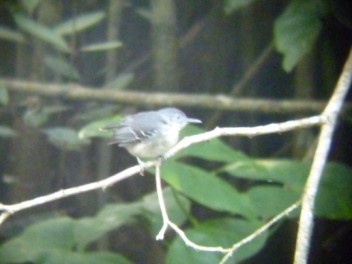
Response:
[155,162,169,240]
[220,200,301,264]
[0,163,150,224]
[155,172,300,258]
[168,221,229,253]
[164,115,323,160]
[293,47,352,264]
[154,161,230,252]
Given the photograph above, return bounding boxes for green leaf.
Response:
[0,26,25,43]
[224,0,257,14]
[135,8,153,21]
[42,105,69,115]
[55,11,105,36]
[0,188,187,263]
[178,126,249,163]
[23,105,67,127]
[0,83,9,105]
[0,125,18,138]
[248,186,300,219]
[223,159,309,189]
[162,161,257,219]
[44,56,80,80]
[38,251,131,264]
[44,127,90,151]
[316,162,352,219]
[73,105,117,122]
[21,0,40,14]
[225,159,352,219]
[0,189,186,263]
[78,115,121,139]
[167,218,267,264]
[221,158,272,181]
[23,110,49,127]
[81,41,122,52]
[104,73,134,90]
[75,203,141,250]
[0,217,132,264]
[274,0,328,71]
[13,13,70,52]
[74,187,189,250]
[0,217,75,263]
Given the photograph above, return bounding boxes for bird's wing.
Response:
[107,111,163,145]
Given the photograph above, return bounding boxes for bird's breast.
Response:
[125,128,180,159]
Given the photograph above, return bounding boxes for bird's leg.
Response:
[159,155,166,163]
[136,157,146,176]
[159,153,169,163]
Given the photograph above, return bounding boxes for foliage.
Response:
[0,125,18,138]
[274,0,329,71]
[0,0,349,263]
[44,56,80,80]
[43,127,90,151]
[0,26,24,43]
[104,73,135,90]
[4,9,122,83]
[13,13,70,52]
[21,0,40,14]
[165,144,352,263]
[225,0,330,72]
[22,105,68,128]
[0,188,190,264]
[1,124,351,263]
[78,115,121,139]
[167,218,267,264]
[54,11,105,36]
[0,0,334,147]
[224,0,258,14]
[80,41,123,53]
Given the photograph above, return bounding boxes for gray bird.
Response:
[104,108,201,164]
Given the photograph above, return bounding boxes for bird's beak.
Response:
[187,118,202,124]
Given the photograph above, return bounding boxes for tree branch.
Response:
[0,164,148,220]
[293,47,352,264]
[1,78,345,114]
[220,200,301,264]
[0,112,326,262]
[163,115,323,160]
[0,115,322,224]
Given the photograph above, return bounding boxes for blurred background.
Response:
[0,0,351,263]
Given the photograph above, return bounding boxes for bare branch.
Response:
[155,161,234,253]
[293,47,352,264]
[0,112,327,261]
[0,78,338,114]
[0,115,322,224]
[154,159,300,258]
[220,200,301,264]
[0,163,147,224]
[155,162,169,240]
[163,115,323,160]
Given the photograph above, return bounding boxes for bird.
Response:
[104,108,201,164]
